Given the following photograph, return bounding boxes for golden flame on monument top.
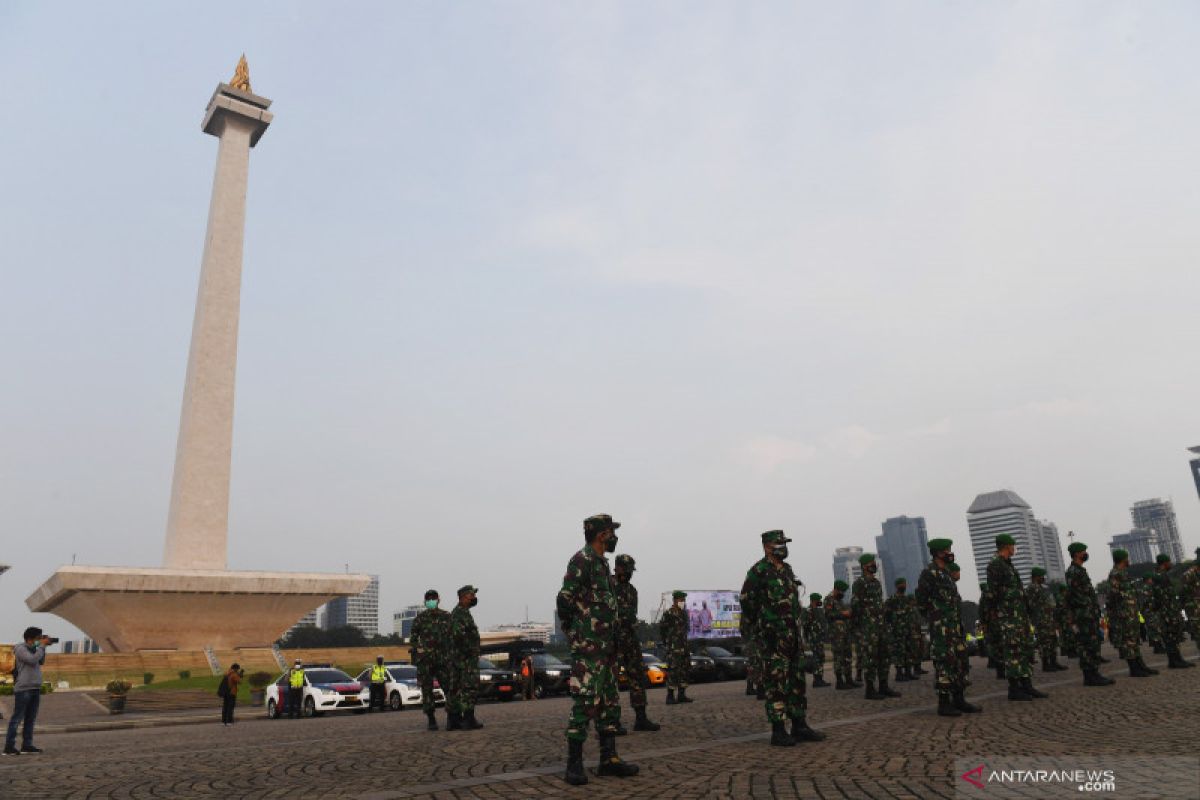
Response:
[230,54,251,92]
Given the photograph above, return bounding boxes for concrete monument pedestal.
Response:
[27,61,370,652]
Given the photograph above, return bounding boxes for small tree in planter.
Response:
[247,671,273,706]
[106,680,132,714]
[178,670,191,681]
[143,672,154,685]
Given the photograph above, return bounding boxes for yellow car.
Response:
[619,653,667,688]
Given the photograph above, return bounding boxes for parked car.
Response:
[530,652,571,698]
[687,653,718,683]
[477,658,519,701]
[353,663,446,711]
[266,665,369,718]
[618,653,667,690]
[692,645,748,681]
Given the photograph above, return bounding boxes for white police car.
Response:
[353,662,446,710]
[265,665,370,718]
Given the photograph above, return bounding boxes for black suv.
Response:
[530,652,571,698]
[692,645,747,681]
[477,658,518,702]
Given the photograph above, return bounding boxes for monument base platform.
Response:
[26,566,370,653]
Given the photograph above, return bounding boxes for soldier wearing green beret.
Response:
[1152,554,1195,669]
[916,538,981,716]
[1065,542,1114,686]
[800,593,829,688]
[1025,567,1066,673]
[883,578,917,682]
[659,590,692,704]
[1182,551,1200,657]
[851,553,899,700]
[1107,549,1156,677]
[987,534,1045,700]
[740,530,825,746]
[558,514,638,784]
[823,580,856,689]
[447,585,484,729]
[613,554,660,733]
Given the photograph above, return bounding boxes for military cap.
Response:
[947,562,961,572]
[1155,553,1171,564]
[1030,566,1047,577]
[1067,542,1088,555]
[1142,573,1154,581]
[894,577,907,587]
[1111,549,1129,563]
[858,552,876,565]
[424,588,439,600]
[584,514,620,534]
[761,530,792,544]
[672,590,687,600]
[833,579,849,591]
[615,554,636,571]
[809,592,822,601]
[995,533,1016,547]
[979,581,988,589]
[928,538,952,553]
[457,584,479,597]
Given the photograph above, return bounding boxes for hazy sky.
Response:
[3,2,1199,644]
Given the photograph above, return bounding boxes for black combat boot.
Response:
[596,733,639,777]
[1007,677,1032,701]
[1083,669,1115,686]
[745,682,756,696]
[446,711,462,730]
[1127,659,1150,678]
[614,719,628,736]
[1041,657,1052,673]
[1052,656,1069,671]
[665,689,677,705]
[790,717,825,741]
[879,676,901,698]
[770,720,795,747]
[913,663,928,675]
[906,666,918,680]
[864,679,883,700]
[849,671,862,688]
[854,667,863,683]
[995,665,1006,680]
[1167,648,1194,669]
[937,693,961,717]
[1020,678,1047,699]
[756,685,766,700]
[1098,654,1110,663]
[563,739,588,786]
[953,691,981,713]
[834,672,848,690]
[425,710,438,731]
[462,710,483,729]
[633,706,660,731]
[677,688,694,703]
[1136,656,1159,675]
[1152,643,1166,654]
[895,666,908,683]
[811,673,829,688]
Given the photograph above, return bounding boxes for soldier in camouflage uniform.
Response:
[916,539,981,717]
[986,534,1045,701]
[1024,567,1065,673]
[801,593,830,688]
[978,581,1003,679]
[1064,542,1114,686]
[1183,550,1200,656]
[557,514,638,785]
[741,631,763,698]
[823,580,855,690]
[1139,574,1164,653]
[659,590,692,704]
[613,554,660,733]
[447,585,484,730]
[1152,554,1195,669]
[1054,583,1075,659]
[1107,549,1157,678]
[883,578,918,682]
[410,588,452,730]
[740,530,825,746]
[851,552,900,700]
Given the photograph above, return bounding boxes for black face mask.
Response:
[605,534,618,553]
[772,545,789,560]
[1081,553,1089,563]
[469,597,478,608]
[944,552,955,563]
[865,563,876,574]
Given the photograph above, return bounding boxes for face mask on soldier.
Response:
[425,599,438,610]
[1081,553,1089,563]
[605,533,618,553]
[944,552,955,563]
[772,544,789,560]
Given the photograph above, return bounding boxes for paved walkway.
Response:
[1,650,1197,799]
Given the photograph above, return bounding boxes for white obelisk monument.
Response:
[27,59,369,652]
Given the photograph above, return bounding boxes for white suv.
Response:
[266,666,370,718]
[354,663,446,711]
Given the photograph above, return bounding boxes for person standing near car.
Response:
[448,585,483,730]
[411,589,452,730]
[520,654,535,700]
[4,627,50,756]
[219,663,243,726]
[368,656,389,713]
[286,660,305,719]
[660,590,692,704]
[613,554,660,732]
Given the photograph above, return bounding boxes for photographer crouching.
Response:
[4,627,54,756]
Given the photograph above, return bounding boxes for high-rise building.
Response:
[967,490,1054,584]
[1108,529,1161,565]
[286,606,323,638]
[325,575,380,637]
[61,638,100,654]
[392,604,423,639]
[1189,447,1200,501]
[489,621,554,644]
[1130,499,1184,564]
[875,516,930,597]
[1032,520,1067,582]
[832,546,864,588]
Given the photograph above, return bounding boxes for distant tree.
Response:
[278,625,367,649]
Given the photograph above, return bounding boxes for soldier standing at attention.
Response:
[558,513,638,785]
[852,553,899,700]
[1054,583,1075,660]
[1107,550,1157,678]
[1182,550,1200,656]
[1065,543,1114,687]
[1152,554,1195,669]
[448,585,483,730]
[411,589,452,731]
[740,530,825,747]
[883,578,918,683]
[978,581,1003,679]
[988,534,1046,701]
[613,554,660,733]
[802,593,830,688]
[824,581,855,690]
[1025,568,1065,673]
[1140,573,1164,653]
[660,590,692,704]
[916,540,981,717]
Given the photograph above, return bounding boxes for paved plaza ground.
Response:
[2,648,1197,799]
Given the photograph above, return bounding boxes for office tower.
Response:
[1033,519,1067,582]
[1130,499,1184,564]
[325,575,380,637]
[832,546,864,587]
[967,490,1043,584]
[876,516,930,597]
[1108,529,1161,565]
[393,604,423,639]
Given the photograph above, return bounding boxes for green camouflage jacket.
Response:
[850,573,884,632]
[614,578,639,645]
[1065,563,1099,623]
[449,605,480,662]
[916,564,964,641]
[410,607,452,664]
[740,557,803,651]
[557,546,618,657]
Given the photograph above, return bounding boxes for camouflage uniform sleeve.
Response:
[557,553,585,646]
[739,566,760,637]
[850,578,864,627]
[410,613,425,660]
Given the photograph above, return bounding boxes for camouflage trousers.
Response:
[1058,617,1077,656]
[1034,623,1058,662]
[744,638,762,689]
[446,660,479,714]
[809,640,825,673]
[416,659,449,715]
[1072,616,1102,671]
[929,623,969,694]
[1160,609,1185,648]
[828,625,852,675]
[565,651,620,742]
[616,636,648,708]
[984,624,1001,662]
[665,648,689,690]
[760,639,807,724]
[853,637,864,676]
[1109,614,1141,660]
[856,624,888,683]
[1144,612,1163,647]
[888,629,918,669]
[998,618,1034,679]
